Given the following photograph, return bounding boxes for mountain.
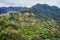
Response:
[29,4,60,26]
[30,3,60,19]
[0,3,60,25]
[0,7,28,14]
[0,3,60,40]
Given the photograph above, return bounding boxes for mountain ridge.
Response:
[0,3,60,13]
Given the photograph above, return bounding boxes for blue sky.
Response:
[0,0,60,8]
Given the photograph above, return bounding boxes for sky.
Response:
[0,0,60,8]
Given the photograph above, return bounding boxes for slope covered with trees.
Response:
[0,11,60,40]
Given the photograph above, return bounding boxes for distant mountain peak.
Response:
[31,3,60,11]
[33,3,49,7]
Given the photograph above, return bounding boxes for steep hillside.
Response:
[0,11,60,40]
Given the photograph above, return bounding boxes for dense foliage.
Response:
[0,11,60,40]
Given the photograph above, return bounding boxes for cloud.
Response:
[36,0,58,5]
[0,3,9,7]
[0,0,60,7]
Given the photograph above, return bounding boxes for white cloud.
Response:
[0,0,60,7]
[0,3,9,7]
[36,0,58,6]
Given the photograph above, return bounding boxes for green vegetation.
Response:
[0,11,60,40]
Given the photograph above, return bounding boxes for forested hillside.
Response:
[0,11,60,40]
